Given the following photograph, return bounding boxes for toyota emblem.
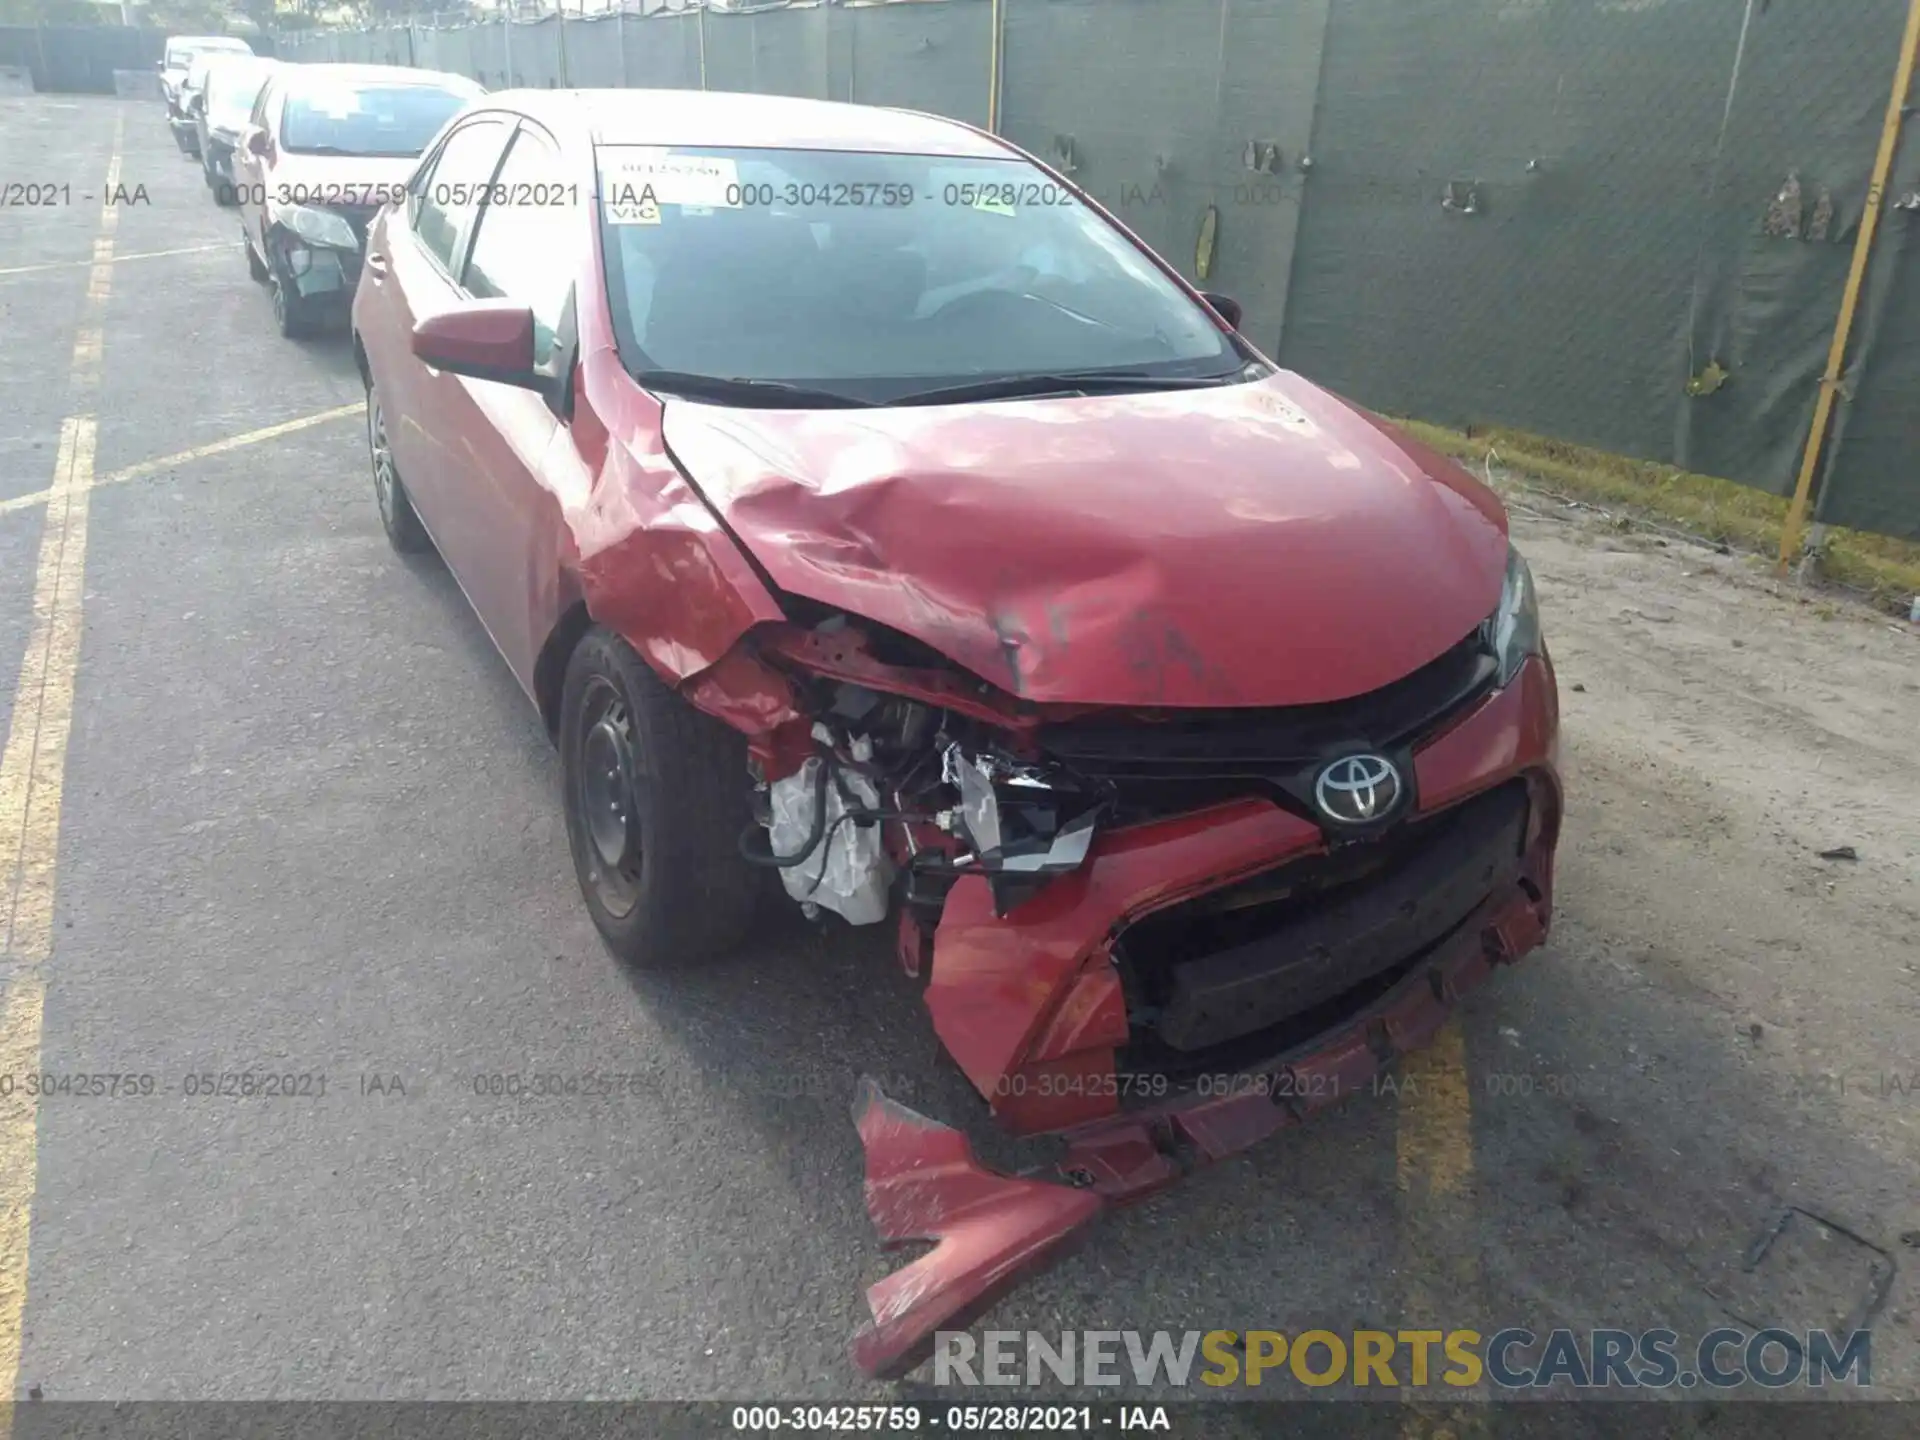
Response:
[1313,753,1402,825]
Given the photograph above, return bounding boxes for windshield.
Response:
[207,62,273,130]
[280,80,474,158]
[596,145,1243,405]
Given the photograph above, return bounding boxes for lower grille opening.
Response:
[1115,779,1530,1088]
[1119,932,1455,1092]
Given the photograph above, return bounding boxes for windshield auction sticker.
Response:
[601,148,739,223]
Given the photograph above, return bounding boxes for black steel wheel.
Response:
[270,268,316,340]
[559,628,761,967]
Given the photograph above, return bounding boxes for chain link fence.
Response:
[265,0,1920,542]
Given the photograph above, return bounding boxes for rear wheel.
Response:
[560,628,761,968]
[366,382,431,554]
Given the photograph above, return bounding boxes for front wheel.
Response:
[560,628,761,968]
[270,268,317,340]
[244,228,269,282]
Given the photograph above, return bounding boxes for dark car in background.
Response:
[162,35,253,154]
[192,55,278,204]
[233,63,483,339]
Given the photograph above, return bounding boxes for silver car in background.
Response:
[192,56,279,204]
[162,35,254,154]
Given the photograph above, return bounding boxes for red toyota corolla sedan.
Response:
[352,89,1561,1376]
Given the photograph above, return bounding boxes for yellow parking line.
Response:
[0,112,121,1428]
[0,405,360,522]
[0,416,98,962]
[0,241,238,281]
[1396,1021,1476,1204]
[1395,1019,1487,1435]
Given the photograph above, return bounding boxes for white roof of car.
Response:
[277,62,483,94]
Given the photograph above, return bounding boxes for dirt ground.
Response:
[1485,474,1919,1388]
[1511,480,1917,1150]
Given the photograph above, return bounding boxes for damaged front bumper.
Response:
[281,241,358,302]
[847,654,1561,1377]
[851,876,1542,1377]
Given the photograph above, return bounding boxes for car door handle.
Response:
[365,251,388,282]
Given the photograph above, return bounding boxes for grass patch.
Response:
[1396,419,1920,614]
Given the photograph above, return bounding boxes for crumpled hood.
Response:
[661,372,1509,708]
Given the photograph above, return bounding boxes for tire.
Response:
[560,627,761,968]
[244,229,269,282]
[366,381,431,555]
[270,266,318,340]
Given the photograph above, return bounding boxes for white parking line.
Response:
[0,241,239,281]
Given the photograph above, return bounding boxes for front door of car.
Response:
[417,123,580,690]
[233,75,279,259]
[368,115,514,543]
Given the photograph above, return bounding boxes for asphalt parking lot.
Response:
[1,95,1916,1409]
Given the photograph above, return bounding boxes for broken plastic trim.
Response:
[850,874,1554,1377]
[847,1077,1105,1380]
[940,741,1105,914]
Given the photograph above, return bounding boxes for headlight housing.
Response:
[278,203,358,251]
[1484,544,1542,686]
[940,742,1103,916]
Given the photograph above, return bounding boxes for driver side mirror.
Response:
[412,300,544,393]
[1200,291,1242,330]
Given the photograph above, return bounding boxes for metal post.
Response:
[503,1,514,87]
[987,0,1005,133]
[1778,0,1920,569]
[558,0,571,86]
[698,1,708,91]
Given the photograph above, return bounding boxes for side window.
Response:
[461,129,575,366]
[248,77,275,131]
[411,118,512,277]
